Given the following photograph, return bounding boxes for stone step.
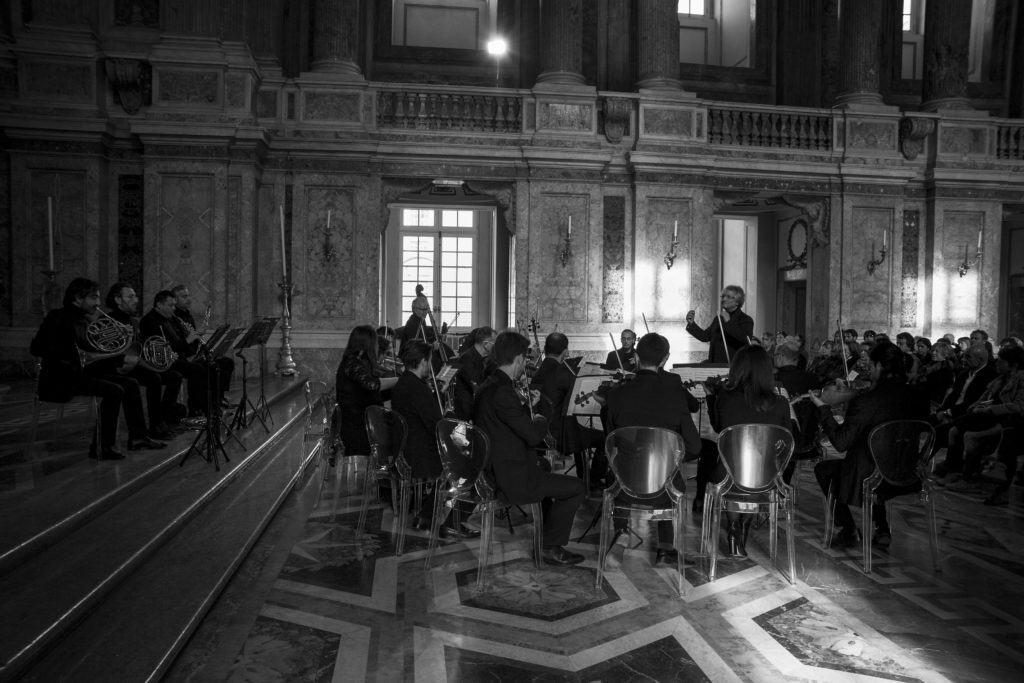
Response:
[0,381,318,682]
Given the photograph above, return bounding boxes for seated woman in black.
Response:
[705,345,791,558]
[810,341,929,548]
[335,324,399,455]
[390,341,479,538]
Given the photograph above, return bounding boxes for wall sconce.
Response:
[664,220,679,270]
[957,230,983,277]
[558,216,573,267]
[866,229,888,275]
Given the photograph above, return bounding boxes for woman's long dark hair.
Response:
[344,324,378,363]
[724,344,777,412]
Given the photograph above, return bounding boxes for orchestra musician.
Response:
[473,331,586,566]
[398,286,454,372]
[603,329,638,371]
[390,340,479,539]
[30,277,164,460]
[171,284,233,408]
[335,324,399,456]
[105,282,184,439]
[452,326,496,421]
[605,332,702,562]
[532,332,607,489]
[685,285,754,363]
[140,290,213,419]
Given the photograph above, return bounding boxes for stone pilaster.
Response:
[536,0,584,86]
[636,0,683,91]
[920,0,972,111]
[220,0,246,42]
[834,0,885,107]
[310,0,362,78]
[161,0,220,36]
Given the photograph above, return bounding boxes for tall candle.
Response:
[977,229,982,250]
[326,209,331,232]
[279,205,287,280]
[568,215,572,236]
[673,220,678,240]
[46,196,54,270]
[882,229,887,249]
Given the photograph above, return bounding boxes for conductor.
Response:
[685,285,753,363]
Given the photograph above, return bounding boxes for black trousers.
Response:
[129,366,183,429]
[536,472,586,547]
[70,375,123,448]
[82,369,148,441]
[814,459,919,532]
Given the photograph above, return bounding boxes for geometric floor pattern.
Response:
[173,462,1024,683]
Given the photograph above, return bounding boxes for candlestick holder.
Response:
[558,231,572,268]
[663,239,678,270]
[40,269,61,318]
[276,280,297,376]
[957,245,982,278]
[866,243,887,275]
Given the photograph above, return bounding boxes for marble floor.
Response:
[167,451,1024,683]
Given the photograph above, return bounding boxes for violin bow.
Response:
[642,313,650,335]
[609,332,625,370]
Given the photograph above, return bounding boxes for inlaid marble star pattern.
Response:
[223,469,1024,681]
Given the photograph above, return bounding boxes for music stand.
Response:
[231,321,270,433]
[180,326,244,471]
[252,317,279,426]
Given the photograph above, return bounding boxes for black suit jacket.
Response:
[939,365,997,419]
[775,365,823,397]
[453,346,490,421]
[30,305,87,402]
[473,371,550,504]
[390,370,443,479]
[606,370,702,459]
[532,357,578,451]
[604,348,637,371]
[685,307,754,363]
[818,380,929,506]
[140,310,193,358]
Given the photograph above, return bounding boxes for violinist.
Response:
[335,324,399,456]
[605,332,702,563]
[603,329,638,371]
[376,325,402,376]
[452,326,496,420]
[391,341,479,539]
[473,331,586,566]
[533,332,607,489]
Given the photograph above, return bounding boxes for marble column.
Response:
[310,0,363,78]
[161,1,219,35]
[636,0,682,90]
[834,0,885,106]
[535,0,584,86]
[920,0,972,111]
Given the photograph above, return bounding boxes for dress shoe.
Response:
[89,445,125,461]
[832,526,860,549]
[127,437,167,451]
[872,529,892,547]
[149,424,177,440]
[541,546,585,566]
[441,523,481,540]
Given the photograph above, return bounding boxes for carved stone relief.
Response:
[23,62,92,99]
[899,117,935,160]
[940,126,987,156]
[642,107,695,138]
[780,195,831,247]
[601,98,631,144]
[225,74,248,109]
[105,59,152,115]
[303,92,361,122]
[537,103,592,131]
[157,69,218,104]
[114,0,160,27]
[302,186,355,319]
[846,121,896,150]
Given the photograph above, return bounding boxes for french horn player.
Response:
[105,282,184,439]
[29,277,167,460]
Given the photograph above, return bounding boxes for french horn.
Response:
[78,309,133,366]
[139,334,178,372]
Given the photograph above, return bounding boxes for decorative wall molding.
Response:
[105,58,152,115]
[601,97,631,144]
[898,116,935,160]
[780,196,831,247]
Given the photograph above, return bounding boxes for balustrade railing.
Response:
[708,107,833,151]
[377,90,522,133]
[996,123,1024,160]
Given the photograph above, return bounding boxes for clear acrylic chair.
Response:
[302,380,335,509]
[595,427,687,597]
[786,396,824,507]
[861,420,938,573]
[702,423,796,584]
[27,361,100,457]
[358,405,418,556]
[424,419,543,590]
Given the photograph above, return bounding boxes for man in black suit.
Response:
[931,343,997,471]
[140,290,210,418]
[105,281,183,438]
[30,277,163,459]
[604,329,637,371]
[171,284,234,407]
[532,332,606,489]
[684,285,754,363]
[391,340,478,538]
[452,326,496,421]
[605,332,702,561]
[474,331,586,565]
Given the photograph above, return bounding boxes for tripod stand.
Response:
[230,320,269,433]
[180,343,244,471]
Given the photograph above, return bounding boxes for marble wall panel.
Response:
[257,90,278,119]
[638,196,691,322]
[843,205,895,334]
[225,74,249,109]
[537,102,593,132]
[531,190,591,323]
[22,61,93,100]
[151,173,219,312]
[846,120,897,151]
[0,154,9,326]
[938,125,989,157]
[117,174,145,302]
[900,210,919,328]
[157,69,219,104]
[299,186,355,321]
[930,205,1000,336]
[303,92,362,122]
[602,195,625,323]
[641,107,698,139]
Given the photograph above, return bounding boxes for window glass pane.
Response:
[442,252,457,267]
[441,210,458,227]
[402,267,418,281]
[457,269,471,283]
[442,297,458,313]
[402,283,418,299]
[402,209,418,226]
[457,282,472,296]
[418,209,434,226]
[441,281,457,297]
[402,235,420,249]
[459,211,474,228]
[458,237,473,251]
[457,252,472,267]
